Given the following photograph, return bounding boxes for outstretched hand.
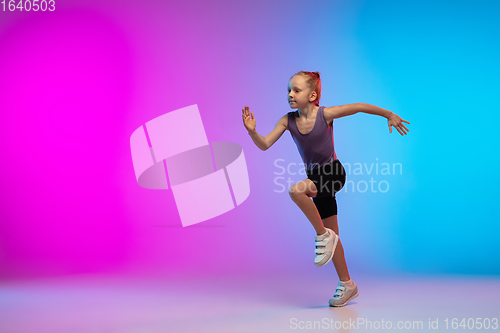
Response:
[388,113,410,136]
[242,106,256,132]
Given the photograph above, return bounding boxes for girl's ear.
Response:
[309,91,318,102]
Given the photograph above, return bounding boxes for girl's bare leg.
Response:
[322,215,351,282]
[288,179,327,235]
[289,179,351,280]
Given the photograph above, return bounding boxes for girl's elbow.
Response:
[262,138,270,151]
[355,103,367,113]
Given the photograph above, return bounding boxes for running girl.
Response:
[242,71,410,307]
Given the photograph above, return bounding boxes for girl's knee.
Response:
[289,180,315,199]
[288,184,303,199]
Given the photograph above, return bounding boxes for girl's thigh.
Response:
[308,163,346,197]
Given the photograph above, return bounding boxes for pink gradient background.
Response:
[0,0,310,280]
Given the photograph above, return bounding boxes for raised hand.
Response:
[388,113,410,136]
[242,106,256,132]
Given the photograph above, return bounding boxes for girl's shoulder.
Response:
[282,112,294,131]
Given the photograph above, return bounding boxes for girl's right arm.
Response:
[242,106,288,151]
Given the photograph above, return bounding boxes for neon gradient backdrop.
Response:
[0,0,498,280]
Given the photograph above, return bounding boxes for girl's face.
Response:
[287,75,316,109]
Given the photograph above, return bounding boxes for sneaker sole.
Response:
[315,233,338,267]
[329,291,359,307]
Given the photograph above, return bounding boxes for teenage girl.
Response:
[241,71,410,307]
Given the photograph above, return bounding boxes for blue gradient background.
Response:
[0,0,498,280]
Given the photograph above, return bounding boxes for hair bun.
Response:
[312,71,320,78]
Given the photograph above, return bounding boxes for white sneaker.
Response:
[314,228,338,267]
[329,280,359,307]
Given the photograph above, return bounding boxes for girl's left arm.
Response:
[325,103,410,136]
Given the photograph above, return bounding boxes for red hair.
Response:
[290,71,322,106]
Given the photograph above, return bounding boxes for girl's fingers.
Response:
[402,119,410,124]
[397,123,407,134]
[396,121,409,134]
[395,126,403,136]
[251,111,254,120]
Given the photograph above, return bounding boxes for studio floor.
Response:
[1,272,498,333]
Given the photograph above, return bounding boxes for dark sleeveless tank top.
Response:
[288,106,337,171]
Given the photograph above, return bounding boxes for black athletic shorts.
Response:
[306,159,346,219]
